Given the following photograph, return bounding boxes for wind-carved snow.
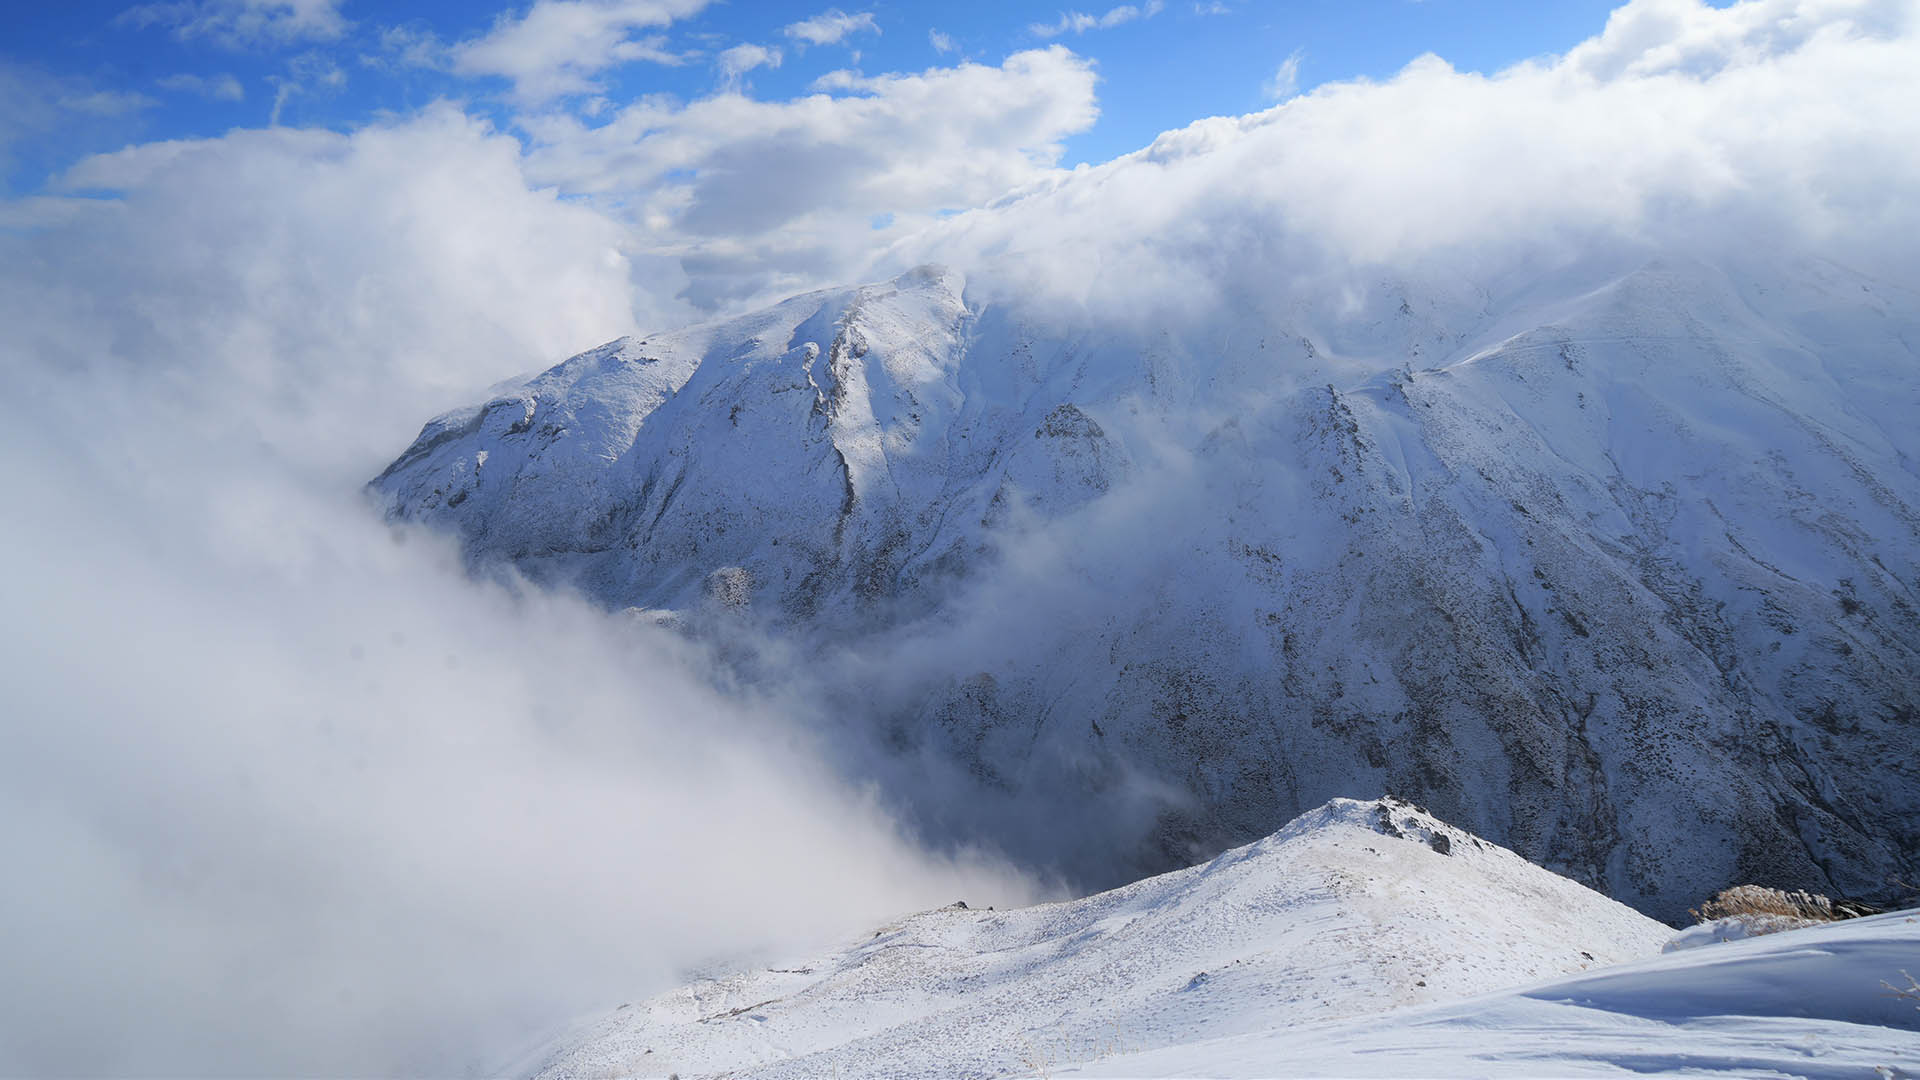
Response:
[374,254,1920,920]
[1074,909,1920,1079]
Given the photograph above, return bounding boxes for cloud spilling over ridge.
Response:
[812,0,1920,872]
[891,0,1920,322]
[0,107,1036,1077]
[561,0,1920,913]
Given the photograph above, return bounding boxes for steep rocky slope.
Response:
[373,254,1920,918]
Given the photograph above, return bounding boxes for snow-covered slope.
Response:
[1075,907,1920,1078]
[373,253,1920,918]
[529,799,1674,1080]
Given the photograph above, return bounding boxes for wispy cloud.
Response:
[1030,0,1163,38]
[267,49,345,125]
[54,88,159,116]
[1264,47,1303,100]
[716,42,781,89]
[784,9,879,47]
[0,62,157,177]
[361,23,449,71]
[157,72,247,101]
[928,28,956,54]
[116,0,349,48]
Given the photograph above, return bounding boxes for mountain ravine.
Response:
[372,257,1920,920]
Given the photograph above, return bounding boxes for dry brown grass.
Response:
[1689,884,1843,924]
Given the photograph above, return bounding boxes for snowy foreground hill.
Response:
[523,800,1920,1079]
[374,254,1919,919]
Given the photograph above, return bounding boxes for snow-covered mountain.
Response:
[523,799,1920,1079]
[372,253,1919,919]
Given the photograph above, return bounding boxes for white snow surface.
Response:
[530,799,1675,1080]
[1075,908,1920,1079]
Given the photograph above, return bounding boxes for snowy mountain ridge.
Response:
[373,252,1920,920]
[527,798,1674,1079]
[525,799,1920,1079]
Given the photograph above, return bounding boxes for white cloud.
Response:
[0,105,1036,1075]
[1263,47,1303,100]
[1194,1,1231,13]
[157,72,247,100]
[452,0,709,103]
[519,46,1100,310]
[929,27,957,53]
[716,42,782,88]
[1030,0,1164,38]
[1565,0,1916,79]
[784,8,880,47]
[42,107,647,398]
[897,0,1920,322]
[116,0,349,48]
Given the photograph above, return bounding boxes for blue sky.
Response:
[7,0,1630,195]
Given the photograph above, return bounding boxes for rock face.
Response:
[373,256,1920,919]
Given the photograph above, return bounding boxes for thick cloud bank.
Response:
[895,0,1920,320]
[0,109,1033,1077]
